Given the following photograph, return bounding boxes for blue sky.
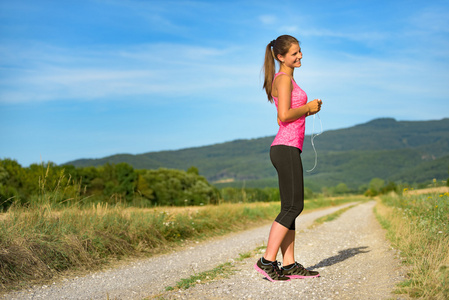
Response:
[1,0,448,167]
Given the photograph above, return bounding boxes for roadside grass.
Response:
[1,201,276,291]
[161,246,268,295]
[164,262,236,292]
[375,191,449,299]
[0,193,360,292]
[308,204,357,229]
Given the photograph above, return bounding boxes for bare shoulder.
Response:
[273,73,293,91]
[272,74,293,98]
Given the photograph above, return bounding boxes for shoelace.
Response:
[283,262,305,271]
[295,262,311,273]
[295,262,305,269]
[271,261,285,276]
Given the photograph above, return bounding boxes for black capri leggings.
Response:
[270,145,304,230]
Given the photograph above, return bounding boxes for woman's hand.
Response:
[306,99,322,116]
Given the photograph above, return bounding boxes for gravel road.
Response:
[3,201,407,300]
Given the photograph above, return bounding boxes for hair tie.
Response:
[270,39,276,48]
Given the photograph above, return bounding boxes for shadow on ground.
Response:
[307,246,370,270]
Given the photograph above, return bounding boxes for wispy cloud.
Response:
[408,6,449,33]
[0,41,258,104]
[259,15,276,25]
[301,28,389,43]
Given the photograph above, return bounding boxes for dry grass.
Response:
[404,186,449,196]
[0,201,282,292]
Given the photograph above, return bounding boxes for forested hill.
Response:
[66,118,449,191]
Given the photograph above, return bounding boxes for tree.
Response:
[187,166,199,175]
[136,171,154,200]
[334,183,349,195]
[0,164,19,211]
[141,168,216,206]
[365,178,385,197]
[98,163,137,202]
[380,181,397,194]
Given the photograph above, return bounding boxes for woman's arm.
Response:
[275,75,321,123]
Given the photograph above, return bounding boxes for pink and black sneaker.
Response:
[254,257,291,282]
[281,262,320,279]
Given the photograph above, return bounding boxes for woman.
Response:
[254,35,322,282]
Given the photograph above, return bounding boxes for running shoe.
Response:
[254,257,291,282]
[281,262,320,279]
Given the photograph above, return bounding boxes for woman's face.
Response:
[279,43,302,69]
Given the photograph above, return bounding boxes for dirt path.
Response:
[3,201,407,299]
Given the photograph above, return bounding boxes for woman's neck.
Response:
[279,65,294,77]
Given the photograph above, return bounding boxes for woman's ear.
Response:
[276,54,284,63]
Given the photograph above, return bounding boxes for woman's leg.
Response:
[280,230,296,266]
[263,221,290,261]
[265,145,304,263]
[263,224,296,264]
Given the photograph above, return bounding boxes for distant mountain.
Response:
[65,118,449,191]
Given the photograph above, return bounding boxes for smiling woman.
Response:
[254,35,323,282]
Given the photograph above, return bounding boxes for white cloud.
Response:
[408,6,449,34]
[259,14,276,25]
[279,26,300,34]
[300,27,389,45]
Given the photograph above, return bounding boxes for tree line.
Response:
[0,159,221,211]
[2,158,446,211]
[0,159,286,211]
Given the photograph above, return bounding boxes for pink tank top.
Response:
[271,72,308,150]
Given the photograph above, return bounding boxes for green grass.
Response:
[165,262,236,291]
[161,243,268,294]
[308,204,357,229]
[375,190,449,299]
[236,251,252,261]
